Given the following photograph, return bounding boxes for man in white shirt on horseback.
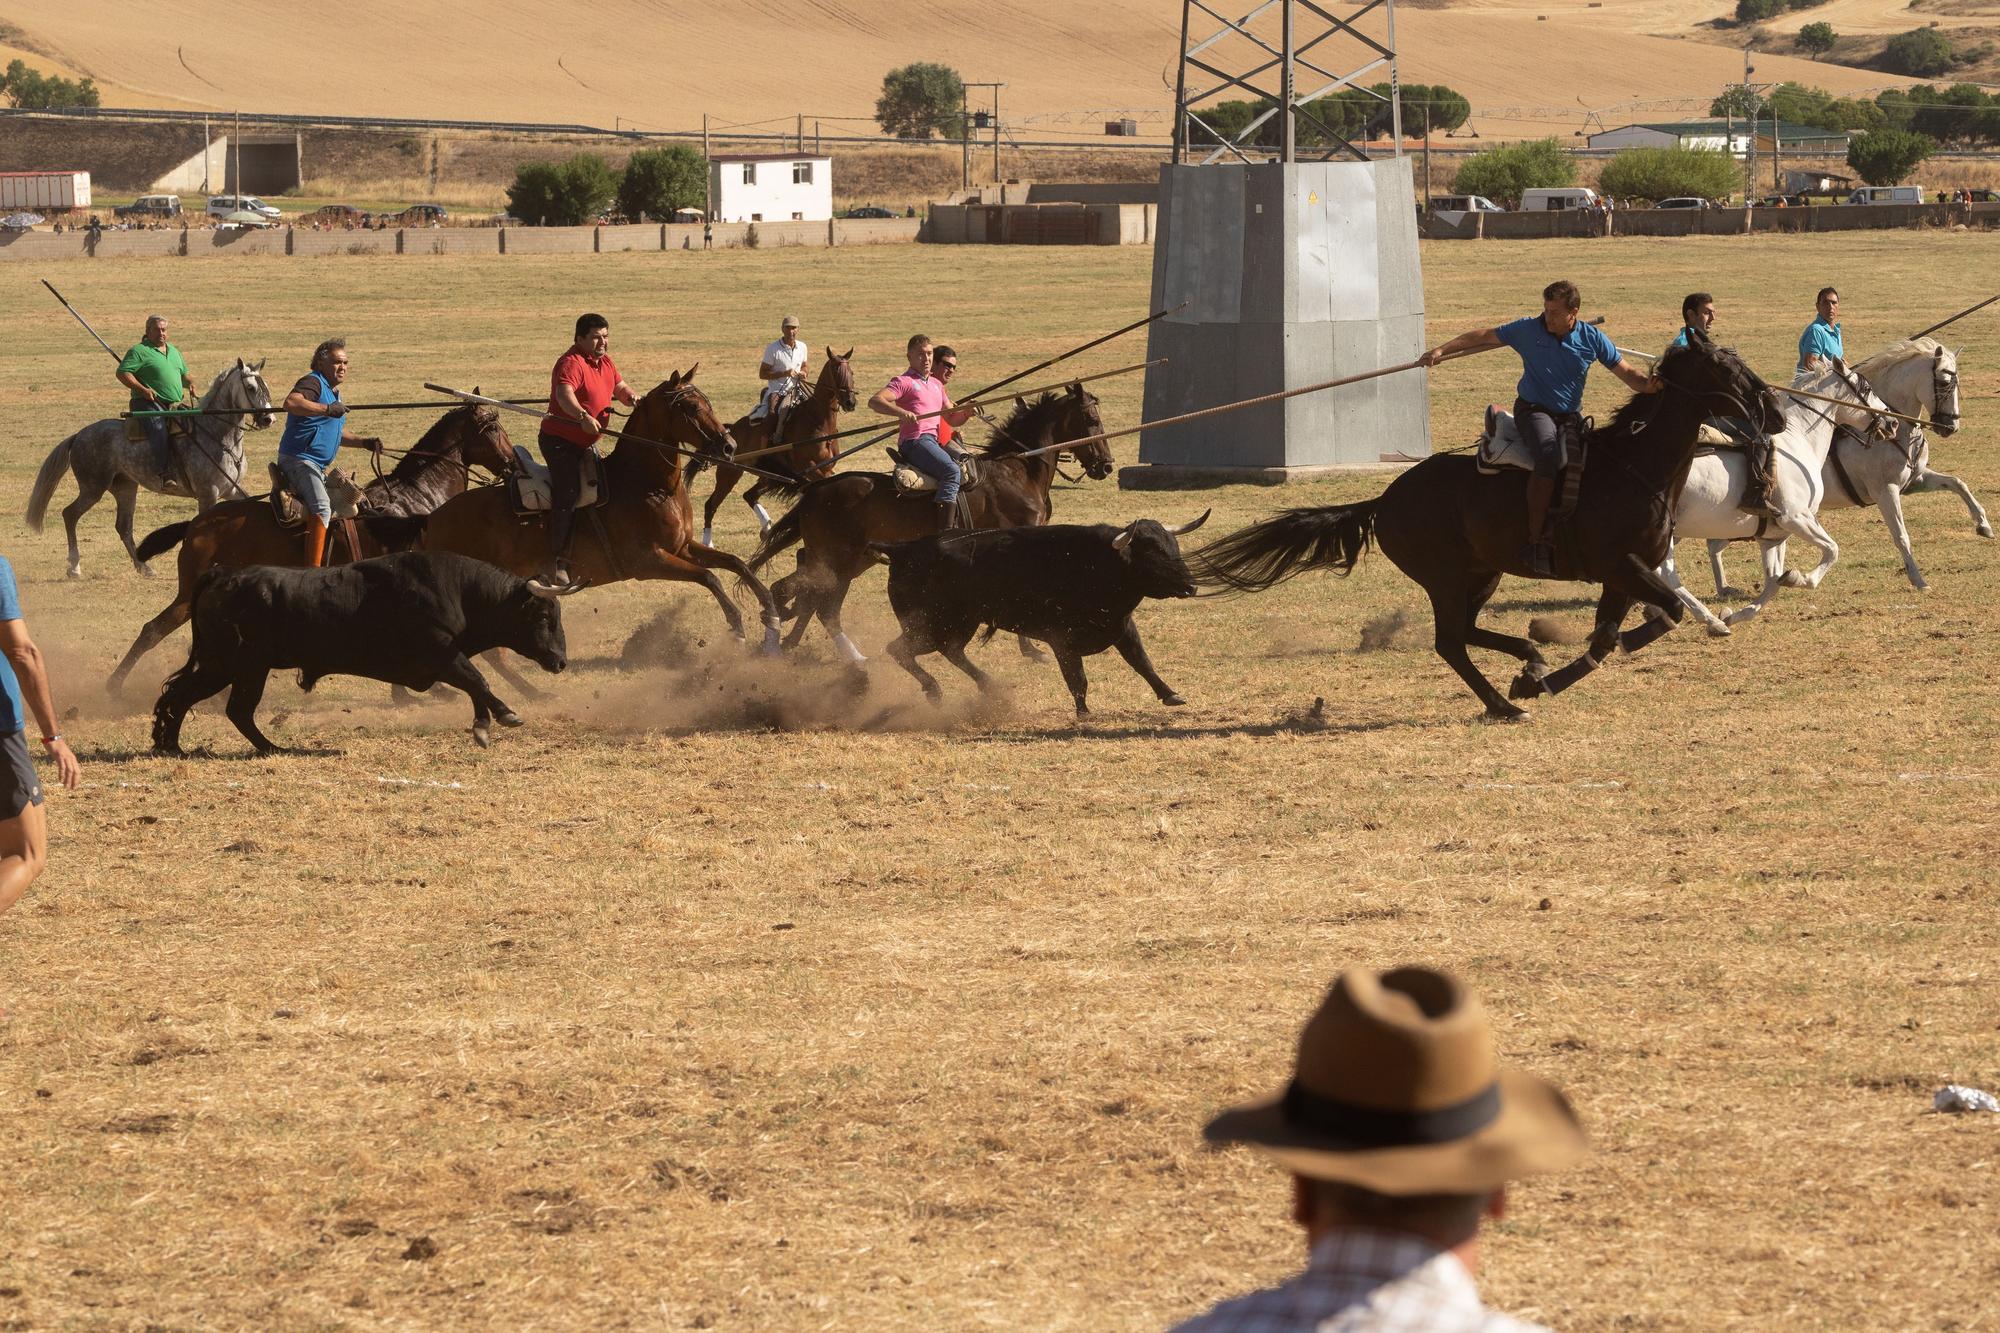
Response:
[751,315,810,437]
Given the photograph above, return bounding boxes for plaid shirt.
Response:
[1171,1229,1550,1333]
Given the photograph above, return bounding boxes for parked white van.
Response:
[1847,185,1923,205]
[1521,187,1600,211]
[1431,194,1505,214]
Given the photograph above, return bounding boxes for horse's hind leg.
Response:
[1014,635,1048,663]
[1461,572,1553,666]
[110,597,194,695]
[1421,581,1523,719]
[817,577,867,664]
[110,475,152,577]
[1521,589,1632,699]
[1655,547,1731,638]
[681,542,783,654]
[701,465,739,548]
[60,477,108,579]
[742,479,775,535]
[1705,538,1745,598]
[1724,539,1789,628]
[1904,468,1993,539]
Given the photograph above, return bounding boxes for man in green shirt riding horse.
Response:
[116,314,194,469]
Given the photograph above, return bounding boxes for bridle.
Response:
[1929,347,1959,435]
[645,382,732,458]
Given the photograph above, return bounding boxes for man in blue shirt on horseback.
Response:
[1798,287,1843,373]
[276,338,371,567]
[1420,280,1660,577]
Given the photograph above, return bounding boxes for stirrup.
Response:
[527,562,577,594]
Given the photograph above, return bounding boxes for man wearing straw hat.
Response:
[1173,966,1587,1332]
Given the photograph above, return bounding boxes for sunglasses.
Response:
[937,360,957,371]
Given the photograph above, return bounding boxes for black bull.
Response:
[152,551,569,756]
[873,514,1209,714]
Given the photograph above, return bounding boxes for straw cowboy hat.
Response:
[1205,967,1587,1195]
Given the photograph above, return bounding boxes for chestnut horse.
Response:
[747,385,1115,663]
[687,349,858,547]
[1195,331,1785,720]
[109,403,516,694]
[422,369,785,652]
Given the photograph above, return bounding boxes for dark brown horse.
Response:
[747,384,1116,663]
[109,403,517,693]
[1195,330,1785,720]
[687,349,857,547]
[422,368,785,651]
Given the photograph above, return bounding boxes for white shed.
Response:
[707,154,833,224]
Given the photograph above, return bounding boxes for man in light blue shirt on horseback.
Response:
[276,338,371,568]
[1798,287,1844,373]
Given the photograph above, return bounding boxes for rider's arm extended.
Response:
[941,395,973,428]
[1418,327,1503,367]
[869,386,917,426]
[1608,357,1662,393]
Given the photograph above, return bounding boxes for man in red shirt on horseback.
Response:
[536,313,636,591]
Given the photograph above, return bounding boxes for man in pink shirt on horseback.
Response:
[869,334,972,531]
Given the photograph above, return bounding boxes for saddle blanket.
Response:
[267,462,361,528]
[888,448,978,497]
[1474,407,1594,475]
[506,444,604,514]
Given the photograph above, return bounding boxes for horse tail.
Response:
[24,435,77,532]
[135,521,192,563]
[1191,501,1378,594]
[746,503,807,573]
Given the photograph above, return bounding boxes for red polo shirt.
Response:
[545,349,622,447]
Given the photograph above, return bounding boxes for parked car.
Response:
[1755,194,1811,208]
[1655,197,1710,210]
[846,206,895,219]
[206,194,282,221]
[1847,185,1923,205]
[396,203,450,224]
[114,194,181,219]
[303,204,367,226]
[1520,187,1599,211]
[1430,194,1504,213]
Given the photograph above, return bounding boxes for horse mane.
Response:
[388,404,496,483]
[1595,340,1752,438]
[195,362,242,410]
[1856,337,1942,378]
[977,391,1075,458]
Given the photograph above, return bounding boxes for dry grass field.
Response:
[0,0,1921,142]
[2,231,1997,1330]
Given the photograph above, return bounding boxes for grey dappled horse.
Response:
[25,358,276,578]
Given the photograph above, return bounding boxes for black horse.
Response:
[1195,329,1785,720]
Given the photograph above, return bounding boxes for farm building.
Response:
[706,153,832,224]
[1587,120,1851,156]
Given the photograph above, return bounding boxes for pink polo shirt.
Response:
[884,371,946,442]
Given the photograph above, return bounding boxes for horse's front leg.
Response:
[1723,539,1790,627]
[1519,587,1637,699]
[1704,538,1744,599]
[1903,468,1993,540]
[1874,482,1927,591]
[1658,546,1730,638]
[682,542,783,655]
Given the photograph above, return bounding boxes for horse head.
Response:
[637,367,734,466]
[1857,337,1959,439]
[1062,383,1114,479]
[1929,345,1960,437]
[219,357,276,430]
[1674,327,1784,437]
[821,347,858,412]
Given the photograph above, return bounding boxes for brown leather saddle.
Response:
[886,448,979,498]
[505,445,605,516]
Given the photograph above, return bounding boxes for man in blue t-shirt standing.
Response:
[1420,279,1661,576]
[0,555,82,921]
[1798,287,1843,373]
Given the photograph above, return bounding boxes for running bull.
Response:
[153,550,570,756]
[874,512,1208,714]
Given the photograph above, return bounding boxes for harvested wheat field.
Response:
[1,0,1917,140]
[2,232,1997,1329]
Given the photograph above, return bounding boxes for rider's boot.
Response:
[1740,447,1780,516]
[934,501,956,534]
[1522,474,1558,578]
[532,506,577,591]
[304,517,329,569]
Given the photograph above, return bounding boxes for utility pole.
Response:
[202,113,211,193]
[992,85,1002,183]
[796,113,804,152]
[963,82,1006,187]
[232,109,241,198]
[961,86,971,190]
[702,113,712,223]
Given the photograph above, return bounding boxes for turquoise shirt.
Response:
[0,556,25,734]
[1495,314,1620,414]
[1798,316,1843,371]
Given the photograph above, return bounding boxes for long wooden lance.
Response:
[1910,292,1999,342]
[41,279,122,362]
[422,383,795,484]
[129,398,545,417]
[728,358,1165,463]
[821,302,1189,466]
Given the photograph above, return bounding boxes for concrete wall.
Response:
[403,228,502,256]
[1426,199,2000,241]
[189,228,289,258]
[499,226,596,255]
[922,203,1151,246]
[833,218,922,245]
[290,229,396,256]
[1026,182,1159,206]
[596,224,663,253]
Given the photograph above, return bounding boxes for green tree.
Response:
[0,58,100,109]
[1820,97,1884,132]
[1710,86,1760,118]
[617,146,706,221]
[1735,0,1781,21]
[1910,83,1991,141]
[1797,22,1837,57]
[505,153,616,226]
[1598,147,1741,201]
[1883,27,1954,77]
[1767,81,1833,124]
[1846,128,1934,184]
[874,62,965,140]
[1451,138,1576,204]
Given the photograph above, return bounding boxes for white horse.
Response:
[1659,359,1895,633]
[24,359,275,578]
[1707,338,1988,595]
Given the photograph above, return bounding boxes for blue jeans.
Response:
[901,433,960,505]
[275,455,331,522]
[141,414,172,477]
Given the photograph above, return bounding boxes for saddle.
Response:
[267,463,362,528]
[506,444,605,515]
[887,448,979,497]
[1474,405,1590,523]
[122,412,193,445]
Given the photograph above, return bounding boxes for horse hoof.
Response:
[1161,693,1186,707]
[1718,585,1746,598]
[1977,523,1993,539]
[137,564,156,579]
[1507,673,1545,702]
[66,568,82,581]
[1483,706,1530,724]
[1780,571,1808,588]
[1704,620,1732,638]
[472,725,491,748]
[497,711,524,728]
[759,628,783,657]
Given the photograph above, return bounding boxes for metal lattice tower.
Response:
[1172,0,1404,166]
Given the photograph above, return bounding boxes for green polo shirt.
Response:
[118,339,191,411]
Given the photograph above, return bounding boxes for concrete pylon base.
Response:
[1121,158,1430,487]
